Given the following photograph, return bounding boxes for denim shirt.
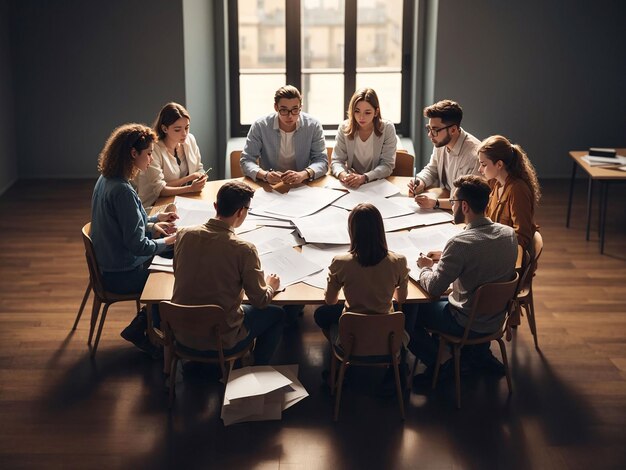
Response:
[91,175,167,272]
[240,112,328,180]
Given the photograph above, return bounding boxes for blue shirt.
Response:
[240,112,328,180]
[91,175,167,272]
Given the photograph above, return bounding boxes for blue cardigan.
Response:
[91,175,167,272]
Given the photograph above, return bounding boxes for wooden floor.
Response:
[0,178,625,470]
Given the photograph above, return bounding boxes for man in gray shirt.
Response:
[409,175,518,385]
[408,100,481,211]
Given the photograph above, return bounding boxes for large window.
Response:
[229,0,413,137]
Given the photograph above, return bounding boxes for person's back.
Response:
[435,217,517,333]
[170,180,283,365]
[329,251,407,315]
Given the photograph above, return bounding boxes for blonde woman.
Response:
[331,88,397,188]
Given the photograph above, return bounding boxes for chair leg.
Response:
[453,345,461,409]
[496,338,513,395]
[87,298,101,346]
[431,338,446,389]
[169,357,178,408]
[525,294,539,350]
[91,303,110,358]
[392,356,405,420]
[72,282,92,330]
[333,362,348,422]
[329,354,337,396]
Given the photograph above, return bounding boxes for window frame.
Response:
[228,0,413,137]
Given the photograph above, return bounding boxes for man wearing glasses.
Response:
[240,85,328,185]
[408,175,518,385]
[408,99,481,210]
[171,181,285,366]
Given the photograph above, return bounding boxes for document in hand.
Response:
[221,364,308,426]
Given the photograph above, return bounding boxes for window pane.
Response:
[301,73,344,125]
[356,72,401,123]
[240,74,286,124]
[301,0,345,71]
[356,0,403,69]
[238,0,286,70]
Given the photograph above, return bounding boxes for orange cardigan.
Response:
[486,176,538,251]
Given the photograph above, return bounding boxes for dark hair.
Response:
[478,135,541,205]
[216,181,255,217]
[274,85,302,104]
[423,99,463,127]
[348,203,388,267]
[344,88,383,139]
[153,102,191,140]
[453,175,491,214]
[97,123,156,180]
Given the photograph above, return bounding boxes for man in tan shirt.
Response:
[172,181,284,365]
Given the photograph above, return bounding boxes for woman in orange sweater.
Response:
[477,135,540,252]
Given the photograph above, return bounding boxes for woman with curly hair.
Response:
[477,135,540,251]
[91,123,177,352]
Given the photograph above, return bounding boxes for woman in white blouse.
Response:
[331,88,397,188]
[135,102,207,206]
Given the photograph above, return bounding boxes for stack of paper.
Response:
[581,155,626,167]
[259,245,324,288]
[221,364,308,426]
[383,196,453,231]
[292,206,351,244]
[148,255,174,273]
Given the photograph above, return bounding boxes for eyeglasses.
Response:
[278,107,301,116]
[425,124,455,136]
[449,198,464,205]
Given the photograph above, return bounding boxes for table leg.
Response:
[599,181,609,254]
[585,177,593,241]
[566,159,577,227]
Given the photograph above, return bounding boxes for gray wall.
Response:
[183,0,219,178]
[426,0,626,177]
[0,1,17,193]
[11,0,186,178]
[3,0,625,191]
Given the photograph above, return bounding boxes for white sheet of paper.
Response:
[382,196,453,231]
[299,244,350,290]
[348,178,400,198]
[260,246,323,288]
[292,206,350,245]
[173,196,215,228]
[151,255,173,266]
[272,364,309,410]
[257,186,346,218]
[239,226,304,255]
[148,264,174,273]
[332,191,413,219]
[408,223,463,254]
[224,365,293,401]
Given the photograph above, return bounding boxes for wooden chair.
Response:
[230,150,244,178]
[80,223,141,357]
[159,301,254,408]
[71,281,92,331]
[329,312,406,421]
[391,150,414,177]
[515,231,544,350]
[430,273,519,408]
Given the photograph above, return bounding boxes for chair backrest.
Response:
[326,146,333,168]
[230,150,244,178]
[159,301,229,351]
[81,222,108,300]
[338,312,405,357]
[463,273,520,340]
[391,151,414,177]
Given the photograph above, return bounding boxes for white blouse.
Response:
[135,133,204,207]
